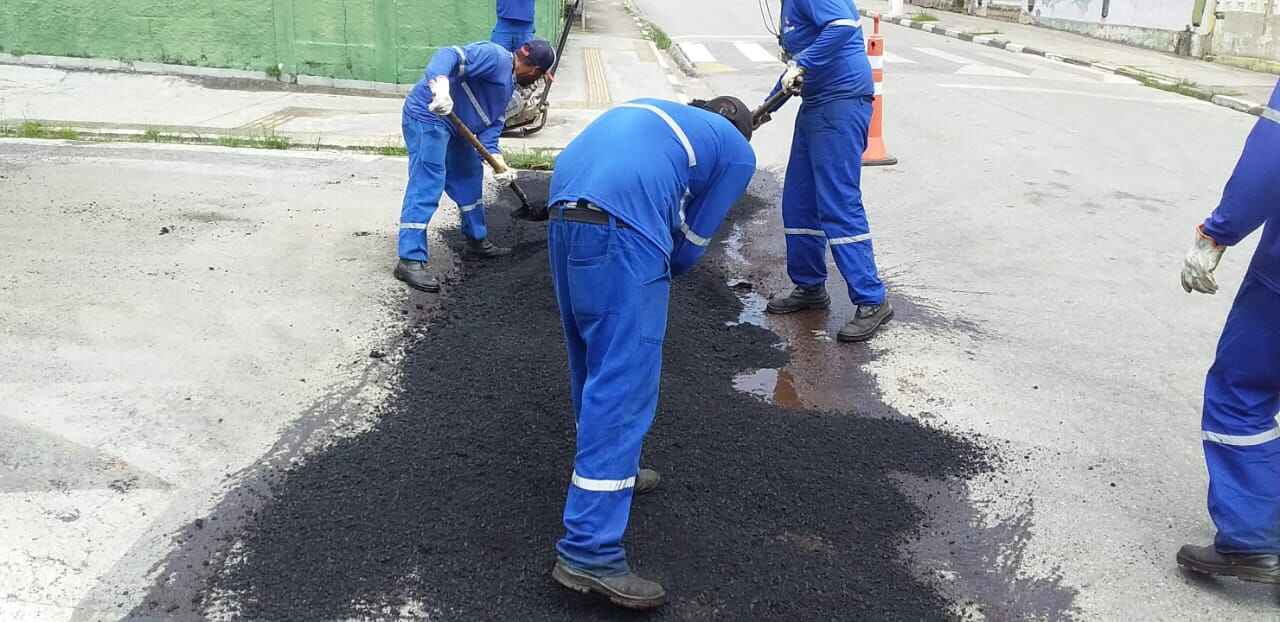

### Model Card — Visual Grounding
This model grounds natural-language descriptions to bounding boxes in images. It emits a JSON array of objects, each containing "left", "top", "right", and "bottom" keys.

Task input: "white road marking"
[
  {"left": 914, "top": 47, "right": 977, "bottom": 65},
  {"left": 955, "top": 64, "right": 1027, "bottom": 78},
  {"left": 936, "top": 83, "right": 1207, "bottom": 104},
  {"left": 734, "top": 41, "right": 780, "bottom": 63},
  {"left": 881, "top": 51, "right": 916, "bottom": 64},
  {"left": 678, "top": 42, "right": 717, "bottom": 64},
  {"left": 671, "top": 34, "right": 776, "bottom": 40}
]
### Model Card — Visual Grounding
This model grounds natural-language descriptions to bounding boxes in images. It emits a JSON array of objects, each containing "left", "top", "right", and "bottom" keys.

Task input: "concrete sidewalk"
[
  {"left": 0, "top": 0, "right": 681, "bottom": 153},
  {"left": 859, "top": 0, "right": 1277, "bottom": 110}
]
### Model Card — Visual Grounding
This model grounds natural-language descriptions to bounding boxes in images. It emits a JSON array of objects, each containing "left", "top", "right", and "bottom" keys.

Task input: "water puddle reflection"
[{"left": 732, "top": 367, "right": 802, "bottom": 408}]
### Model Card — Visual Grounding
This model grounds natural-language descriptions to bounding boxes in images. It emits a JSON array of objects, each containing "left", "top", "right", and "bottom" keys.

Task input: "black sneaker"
[
  {"left": 634, "top": 469, "right": 660, "bottom": 495},
  {"left": 464, "top": 238, "right": 511, "bottom": 259},
  {"left": 393, "top": 260, "right": 440, "bottom": 293},
  {"left": 551, "top": 559, "right": 666, "bottom": 610},
  {"left": 765, "top": 286, "right": 831, "bottom": 314},
  {"left": 1177, "top": 544, "right": 1280, "bottom": 584},
  {"left": 837, "top": 301, "right": 894, "bottom": 342}
]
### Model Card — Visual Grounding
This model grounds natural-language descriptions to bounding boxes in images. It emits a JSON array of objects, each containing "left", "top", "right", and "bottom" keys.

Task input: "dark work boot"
[
  {"left": 393, "top": 260, "right": 440, "bottom": 293},
  {"left": 1177, "top": 544, "right": 1280, "bottom": 584},
  {"left": 765, "top": 285, "right": 831, "bottom": 315},
  {"left": 837, "top": 301, "right": 894, "bottom": 343},
  {"left": 463, "top": 238, "right": 511, "bottom": 259},
  {"left": 634, "top": 469, "right": 660, "bottom": 495},
  {"left": 552, "top": 559, "right": 666, "bottom": 610}
]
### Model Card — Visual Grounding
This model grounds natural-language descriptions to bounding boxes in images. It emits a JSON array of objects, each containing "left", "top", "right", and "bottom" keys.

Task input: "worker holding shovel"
[{"left": 394, "top": 39, "right": 555, "bottom": 293}]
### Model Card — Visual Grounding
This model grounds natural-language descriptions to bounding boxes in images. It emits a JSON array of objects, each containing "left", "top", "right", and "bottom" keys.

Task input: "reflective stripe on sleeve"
[
  {"left": 458, "top": 203, "right": 479, "bottom": 213},
  {"left": 1203, "top": 426, "right": 1280, "bottom": 447},
  {"left": 617, "top": 103, "right": 697, "bottom": 167},
  {"left": 681, "top": 223, "right": 712, "bottom": 247},
  {"left": 453, "top": 46, "right": 467, "bottom": 76},
  {"left": 784, "top": 228, "right": 826, "bottom": 237},
  {"left": 400, "top": 222, "right": 428, "bottom": 230},
  {"left": 461, "top": 83, "right": 491, "bottom": 125},
  {"left": 1263, "top": 105, "right": 1279, "bottom": 125},
  {"left": 829, "top": 233, "right": 872, "bottom": 245},
  {"left": 571, "top": 472, "right": 636, "bottom": 492},
  {"left": 830, "top": 18, "right": 862, "bottom": 28}
]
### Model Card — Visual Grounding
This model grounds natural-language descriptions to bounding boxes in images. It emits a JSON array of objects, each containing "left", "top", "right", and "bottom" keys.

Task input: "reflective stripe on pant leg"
[
  {"left": 398, "top": 115, "right": 450, "bottom": 262},
  {"left": 810, "top": 97, "right": 885, "bottom": 306},
  {"left": 557, "top": 227, "right": 670, "bottom": 575},
  {"left": 1203, "top": 276, "right": 1280, "bottom": 553},
  {"left": 782, "top": 108, "right": 827, "bottom": 288},
  {"left": 444, "top": 134, "right": 487, "bottom": 241}
]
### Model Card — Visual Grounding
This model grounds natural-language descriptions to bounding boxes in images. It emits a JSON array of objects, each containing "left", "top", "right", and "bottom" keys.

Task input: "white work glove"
[
  {"left": 491, "top": 154, "right": 517, "bottom": 184},
  {"left": 1181, "top": 225, "right": 1226, "bottom": 295},
  {"left": 427, "top": 76, "right": 453, "bottom": 116},
  {"left": 781, "top": 61, "right": 806, "bottom": 95}
]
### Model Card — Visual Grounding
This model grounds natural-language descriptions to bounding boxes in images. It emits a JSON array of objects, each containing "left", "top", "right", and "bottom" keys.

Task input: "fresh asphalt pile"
[{"left": 153, "top": 175, "right": 992, "bottom": 621}]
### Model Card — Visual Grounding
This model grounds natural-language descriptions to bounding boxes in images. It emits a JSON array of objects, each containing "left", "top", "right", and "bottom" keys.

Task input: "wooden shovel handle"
[{"left": 446, "top": 112, "right": 510, "bottom": 173}]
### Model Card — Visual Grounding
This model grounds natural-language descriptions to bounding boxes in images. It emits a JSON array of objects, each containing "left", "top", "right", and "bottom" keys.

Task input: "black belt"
[{"left": 551, "top": 201, "right": 630, "bottom": 229}]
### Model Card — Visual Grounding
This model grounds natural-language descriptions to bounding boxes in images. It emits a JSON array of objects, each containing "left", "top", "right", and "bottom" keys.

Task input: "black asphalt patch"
[{"left": 138, "top": 176, "right": 992, "bottom": 621}]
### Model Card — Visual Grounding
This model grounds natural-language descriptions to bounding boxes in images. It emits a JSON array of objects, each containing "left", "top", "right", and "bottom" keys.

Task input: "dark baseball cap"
[
  {"left": 522, "top": 39, "right": 557, "bottom": 80},
  {"left": 691, "top": 96, "right": 754, "bottom": 141}
]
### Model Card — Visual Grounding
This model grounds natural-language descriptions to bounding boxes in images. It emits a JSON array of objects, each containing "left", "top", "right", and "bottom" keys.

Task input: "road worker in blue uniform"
[
  {"left": 761, "top": 0, "right": 893, "bottom": 342},
  {"left": 1176, "top": 80, "right": 1280, "bottom": 584},
  {"left": 545, "top": 97, "right": 757, "bottom": 609},
  {"left": 393, "top": 39, "right": 555, "bottom": 292},
  {"left": 492, "top": 0, "right": 536, "bottom": 52}
]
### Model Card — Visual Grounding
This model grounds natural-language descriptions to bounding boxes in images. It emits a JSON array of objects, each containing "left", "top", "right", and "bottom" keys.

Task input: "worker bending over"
[
  {"left": 546, "top": 97, "right": 757, "bottom": 609},
  {"left": 394, "top": 39, "right": 554, "bottom": 292}
]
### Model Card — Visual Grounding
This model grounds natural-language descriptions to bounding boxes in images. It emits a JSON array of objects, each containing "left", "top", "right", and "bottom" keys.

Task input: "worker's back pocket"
[{"left": 566, "top": 224, "right": 623, "bottom": 318}]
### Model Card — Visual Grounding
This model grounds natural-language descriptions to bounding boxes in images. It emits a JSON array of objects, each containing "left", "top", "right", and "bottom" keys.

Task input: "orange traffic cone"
[{"left": 864, "top": 14, "right": 897, "bottom": 167}]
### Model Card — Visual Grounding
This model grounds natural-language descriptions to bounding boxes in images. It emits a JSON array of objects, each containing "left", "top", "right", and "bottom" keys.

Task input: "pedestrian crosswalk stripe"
[
  {"left": 956, "top": 64, "right": 1027, "bottom": 78},
  {"left": 678, "top": 42, "right": 717, "bottom": 64},
  {"left": 734, "top": 41, "right": 780, "bottom": 64},
  {"left": 915, "top": 47, "right": 977, "bottom": 65},
  {"left": 881, "top": 52, "right": 916, "bottom": 64}
]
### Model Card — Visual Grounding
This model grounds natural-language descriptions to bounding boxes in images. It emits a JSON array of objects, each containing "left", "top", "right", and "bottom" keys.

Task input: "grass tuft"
[
  {"left": 504, "top": 149, "right": 557, "bottom": 170},
  {"left": 216, "top": 133, "right": 292, "bottom": 150},
  {"left": 18, "top": 121, "right": 46, "bottom": 138},
  {"left": 911, "top": 11, "right": 938, "bottom": 22}
]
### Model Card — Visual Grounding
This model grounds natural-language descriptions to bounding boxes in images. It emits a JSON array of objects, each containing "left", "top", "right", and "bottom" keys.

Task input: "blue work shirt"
[
  {"left": 497, "top": 0, "right": 535, "bottom": 23},
  {"left": 1202, "top": 80, "right": 1280, "bottom": 294},
  {"left": 404, "top": 41, "right": 514, "bottom": 153},
  {"left": 780, "top": 0, "right": 874, "bottom": 105},
  {"left": 549, "top": 98, "right": 757, "bottom": 275}
]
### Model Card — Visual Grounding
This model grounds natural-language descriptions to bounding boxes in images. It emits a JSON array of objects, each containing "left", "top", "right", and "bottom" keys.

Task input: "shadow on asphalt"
[{"left": 132, "top": 175, "right": 998, "bottom": 621}]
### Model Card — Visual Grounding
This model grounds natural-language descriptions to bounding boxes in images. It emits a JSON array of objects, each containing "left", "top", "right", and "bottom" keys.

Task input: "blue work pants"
[
  {"left": 397, "top": 112, "right": 489, "bottom": 262},
  {"left": 1203, "top": 276, "right": 1280, "bottom": 553},
  {"left": 491, "top": 18, "right": 535, "bottom": 52},
  {"left": 548, "top": 212, "right": 671, "bottom": 575},
  {"left": 781, "top": 96, "right": 886, "bottom": 306}
]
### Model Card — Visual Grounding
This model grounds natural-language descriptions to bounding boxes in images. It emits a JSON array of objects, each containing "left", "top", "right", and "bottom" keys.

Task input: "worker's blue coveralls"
[
  {"left": 547, "top": 99, "right": 756, "bottom": 575},
  {"left": 492, "top": 0, "right": 536, "bottom": 52},
  {"left": 1200, "top": 80, "right": 1280, "bottom": 554},
  {"left": 776, "top": 0, "right": 885, "bottom": 306},
  {"left": 399, "top": 42, "right": 513, "bottom": 263}
]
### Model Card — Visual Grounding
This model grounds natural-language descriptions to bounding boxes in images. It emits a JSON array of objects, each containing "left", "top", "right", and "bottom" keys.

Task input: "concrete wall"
[
  {"left": 1028, "top": 0, "right": 1200, "bottom": 52},
  {"left": 0, "top": 1, "right": 566, "bottom": 84},
  {"left": 1212, "top": 2, "right": 1280, "bottom": 62}
]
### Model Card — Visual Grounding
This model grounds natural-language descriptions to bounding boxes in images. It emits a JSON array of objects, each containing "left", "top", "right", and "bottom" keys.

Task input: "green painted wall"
[{"left": 0, "top": 0, "right": 565, "bottom": 84}]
